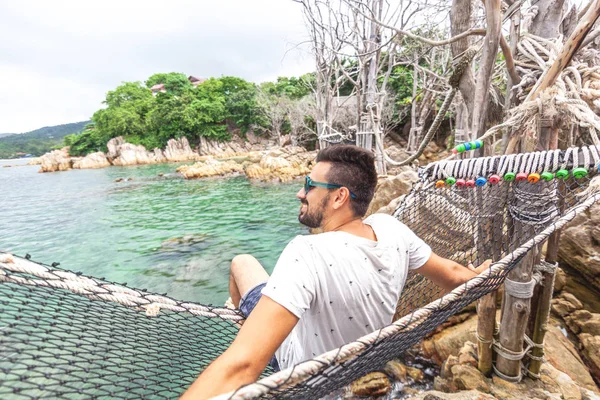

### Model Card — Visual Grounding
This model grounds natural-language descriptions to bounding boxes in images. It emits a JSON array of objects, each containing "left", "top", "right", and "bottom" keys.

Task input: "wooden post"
[
  {"left": 527, "top": 124, "right": 562, "bottom": 377},
  {"left": 478, "top": 293, "right": 496, "bottom": 376},
  {"left": 506, "top": 0, "right": 600, "bottom": 152},
  {"left": 526, "top": 0, "right": 600, "bottom": 102}
]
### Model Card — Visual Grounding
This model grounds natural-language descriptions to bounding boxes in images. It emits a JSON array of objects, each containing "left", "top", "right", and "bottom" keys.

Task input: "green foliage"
[
  {"left": 260, "top": 75, "right": 312, "bottom": 99},
  {"left": 220, "top": 76, "right": 263, "bottom": 133},
  {"left": 0, "top": 121, "right": 89, "bottom": 158}
]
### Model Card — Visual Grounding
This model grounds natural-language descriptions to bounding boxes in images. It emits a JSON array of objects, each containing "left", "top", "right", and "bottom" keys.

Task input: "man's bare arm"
[
  {"left": 416, "top": 253, "right": 492, "bottom": 292},
  {"left": 180, "top": 296, "right": 299, "bottom": 400}
]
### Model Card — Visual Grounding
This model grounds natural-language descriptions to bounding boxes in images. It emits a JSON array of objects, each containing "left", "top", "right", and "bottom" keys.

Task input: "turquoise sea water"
[{"left": 0, "top": 159, "right": 307, "bottom": 305}]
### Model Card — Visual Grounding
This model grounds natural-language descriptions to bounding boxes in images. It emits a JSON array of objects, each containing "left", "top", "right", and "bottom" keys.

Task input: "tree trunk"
[{"left": 450, "top": 0, "right": 476, "bottom": 120}]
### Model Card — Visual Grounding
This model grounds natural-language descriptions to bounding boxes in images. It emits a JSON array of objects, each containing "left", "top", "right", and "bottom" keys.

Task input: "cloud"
[{"left": 0, "top": 0, "right": 314, "bottom": 133}]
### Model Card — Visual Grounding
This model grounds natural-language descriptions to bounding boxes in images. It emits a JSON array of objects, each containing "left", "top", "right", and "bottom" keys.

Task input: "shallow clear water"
[{"left": 0, "top": 159, "right": 307, "bottom": 305}]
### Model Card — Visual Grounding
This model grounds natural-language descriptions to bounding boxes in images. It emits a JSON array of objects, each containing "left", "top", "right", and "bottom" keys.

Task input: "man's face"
[{"left": 296, "top": 162, "right": 331, "bottom": 229}]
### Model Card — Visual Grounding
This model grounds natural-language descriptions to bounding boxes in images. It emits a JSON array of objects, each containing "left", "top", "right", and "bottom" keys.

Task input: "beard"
[{"left": 298, "top": 193, "right": 330, "bottom": 228}]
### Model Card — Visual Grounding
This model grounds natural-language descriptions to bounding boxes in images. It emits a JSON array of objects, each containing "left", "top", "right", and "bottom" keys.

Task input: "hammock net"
[{"left": 1, "top": 145, "right": 600, "bottom": 400}]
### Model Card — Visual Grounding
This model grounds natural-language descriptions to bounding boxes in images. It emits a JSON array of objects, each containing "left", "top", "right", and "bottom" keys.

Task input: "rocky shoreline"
[{"left": 34, "top": 133, "right": 445, "bottom": 184}]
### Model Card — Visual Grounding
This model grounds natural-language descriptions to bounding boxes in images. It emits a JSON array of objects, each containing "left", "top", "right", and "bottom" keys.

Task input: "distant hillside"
[{"left": 0, "top": 121, "right": 90, "bottom": 158}]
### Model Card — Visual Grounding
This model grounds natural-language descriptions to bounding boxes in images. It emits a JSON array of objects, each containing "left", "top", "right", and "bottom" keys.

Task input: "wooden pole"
[
  {"left": 478, "top": 293, "right": 496, "bottom": 376},
  {"left": 505, "top": 0, "right": 600, "bottom": 152},
  {"left": 526, "top": 0, "right": 600, "bottom": 102},
  {"left": 527, "top": 125, "right": 562, "bottom": 377}
]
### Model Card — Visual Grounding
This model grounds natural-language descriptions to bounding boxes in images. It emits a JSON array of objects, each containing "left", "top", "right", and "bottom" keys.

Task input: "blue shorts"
[{"left": 239, "top": 281, "right": 280, "bottom": 371}]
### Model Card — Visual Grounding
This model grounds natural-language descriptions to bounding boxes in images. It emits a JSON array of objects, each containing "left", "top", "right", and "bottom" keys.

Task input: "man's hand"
[
  {"left": 180, "top": 296, "right": 298, "bottom": 400},
  {"left": 468, "top": 259, "right": 493, "bottom": 275}
]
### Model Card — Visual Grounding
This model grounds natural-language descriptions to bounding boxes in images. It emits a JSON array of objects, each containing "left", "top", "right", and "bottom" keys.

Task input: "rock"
[
  {"left": 581, "top": 388, "right": 600, "bottom": 400},
  {"left": 579, "top": 333, "right": 600, "bottom": 381},
  {"left": 414, "top": 390, "right": 497, "bottom": 399},
  {"left": 350, "top": 372, "right": 391, "bottom": 397},
  {"left": 177, "top": 159, "right": 245, "bottom": 179},
  {"left": 541, "top": 363, "right": 583, "bottom": 400},
  {"left": 407, "top": 365, "right": 425, "bottom": 382},
  {"left": 27, "top": 157, "right": 41, "bottom": 165},
  {"left": 384, "top": 360, "right": 407, "bottom": 382},
  {"left": 441, "top": 355, "right": 459, "bottom": 379},
  {"left": 552, "top": 291, "right": 584, "bottom": 317},
  {"left": 110, "top": 142, "right": 155, "bottom": 166},
  {"left": 565, "top": 310, "right": 597, "bottom": 335},
  {"left": 114, "top": 178, "right": 124, "bottom": 183},
  {"left": 457, "top": 342, "right": 478, "bottom": 368},
  {"left": 544, "top": 323, "right": 598, "bottom": 391},
  {"left": 559, "top": 203, "right": 600, "bottom": 292},
  {"left": 554, "top": 267, "right": 567, "bottom": 293},
  {"left": 450, "top": 364, "right": 490, "bottom": 392},
  {"left": 366, "top": 170, "right": 418, "bottom": 216},
  {"left": 163, "top": 137, "right": 199, "bottom": 162},
  {"left": 152, "top": 148, "right": 167, "bottom": 163},
  {"left": 39, "top": 148, "right": 72, "bottom": 173},
  {"left": 433, "top": 376, "right": 458, "bottom": 393},
  {"left": 377, "top": 195, "right": 405, "bottom": 216},
  {"left": 421, "top": 314, "right": 478, "bottom": 365},
  {"left": 72, "top": 152, "right": 111, "bottom": 169}
]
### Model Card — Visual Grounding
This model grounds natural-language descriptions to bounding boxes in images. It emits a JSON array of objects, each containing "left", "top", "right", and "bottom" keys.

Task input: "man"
[{"left": 181, "top": 145, "right": 489, "bottom": 399}]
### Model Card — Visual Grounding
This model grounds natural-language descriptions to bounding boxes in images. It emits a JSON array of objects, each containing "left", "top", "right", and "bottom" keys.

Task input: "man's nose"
[{"left": 296, "top": 187, "right": 306, "bottom": 199}]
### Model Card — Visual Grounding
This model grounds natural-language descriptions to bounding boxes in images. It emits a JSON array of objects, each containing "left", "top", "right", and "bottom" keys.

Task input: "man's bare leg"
[{"left": 229, "top": 254, "right": 269, "bottom": 308}]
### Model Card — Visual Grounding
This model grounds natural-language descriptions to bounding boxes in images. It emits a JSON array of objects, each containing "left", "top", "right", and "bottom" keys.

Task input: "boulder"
[
  {"left": 349, "top": 371, "right": 391, "bottom": 397},
  {"left": 384, "top": 359, "right": 407, "bottom": 382},
  {"left": 421, "top": 314, "right": 478, "bottom": 365},
  {"left": 39, "top": 148, "right": 72, "bottom": 173},
  {"left": 26, "top": 158, "right": 41, "bottom": 165},
  {"left": 72, "top": 152, "right": 111, "bottom": 169},
  {"left": 544, "top": 323, "right": 598, "bottom": 391},
  {"left": 554, "top": 267, "right": 567, "bottom": 293},
  {"left": 559, "top": 203, "right": 600, "bottom": 292},
  {"left": 366, "top": 169, "right": 419, "bottom": 216},
  {"left": 414, "top": 390, "right": 497, "bottom": 399},
  {"left": 110, "top": 142, "right": 155, "bottom": 166},
  {"left": 580, "top": 334, "right": 600, "bottom": 381},
  {"left": 177, "top": 159, "right": 244, "bottom": 179},
  {"left": 450, "top": 365, "right": 490, "bottom": 393},
  {"left": 163, "top": 137, "right": 200, "bottom": 162},
  {"left": 552, "top": 292, "right": 584, "bottom": 317},
  {"left": 565, "top": 311, "right": 600, "bottom": 336}
]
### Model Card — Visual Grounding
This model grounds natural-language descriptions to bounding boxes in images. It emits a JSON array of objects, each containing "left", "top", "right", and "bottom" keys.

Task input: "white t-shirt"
[{"left": 261, "top": 213, "right": 432, "bottom": 370}]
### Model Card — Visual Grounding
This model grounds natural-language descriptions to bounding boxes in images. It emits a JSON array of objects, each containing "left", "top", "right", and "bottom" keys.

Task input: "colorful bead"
[
  {"left": 527, "top": 173, "right": 540, "bottom": 183},
  {"left": 516, "top": 172, "right": 528, "bottom": 181},
  {"left": 456, "top": 179, "right": 466, "bottom": 187},
  {"left": 456, "top": 144, "right": 466, "bottom": 153},
  {"left": 504, "top": 172, "right": 516, "bottom": 181},
  {"left": 436, "top": 180, "right": 445, "bottom": 188},
  {"left": 541, "top": 172, "right": 554, "bottom": 181},
  {"left": 446, "top": 177, "right": 457, "bottom": 186},
  {"left": 466, "top": 179, "right": 476, "bottom": 188},
  {"left": 464, "top": 142, "right": 472, "bottom": 151},
  {"left": 556, "top": 169, "right": 569, "bottom": 179},
  {"left": 573, "top": 167, "right": 588, "bottom": 179},
  {"left": 475, "top": 140, "right": 483, "bottom": 149},
  {"left": 489, "top": 174, "right": 501, "bottom": 184},
  {"left": 452, "top": 148, "right": 458, "bottom": 155},
  {"left": 476, "top": 177, "right": 487, "bottom": 186}
]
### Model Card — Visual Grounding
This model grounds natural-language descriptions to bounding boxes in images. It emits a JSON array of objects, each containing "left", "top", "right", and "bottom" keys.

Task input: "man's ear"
[{"left": 331, "top": 188, "right": 352, "bottom": 210}]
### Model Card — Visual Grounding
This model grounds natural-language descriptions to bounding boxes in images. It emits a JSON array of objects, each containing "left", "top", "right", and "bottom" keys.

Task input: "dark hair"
[{"left": 316, "top": 144, "right": 377, "bottom": 217}]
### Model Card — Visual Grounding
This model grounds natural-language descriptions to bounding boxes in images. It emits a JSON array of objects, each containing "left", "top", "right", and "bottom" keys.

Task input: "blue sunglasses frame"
[{"left": 304, "top": 176, "right": 357, "bottom": 199}]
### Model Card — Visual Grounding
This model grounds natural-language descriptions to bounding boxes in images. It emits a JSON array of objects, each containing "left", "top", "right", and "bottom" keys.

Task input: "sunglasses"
[{"left": 304, "top": 176, "right": 357, "bottom": 199}]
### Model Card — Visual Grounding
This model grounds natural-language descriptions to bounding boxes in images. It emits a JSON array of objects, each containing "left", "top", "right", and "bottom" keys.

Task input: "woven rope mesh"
[{"left": 1, "top": 146, "right": 599, "bottom": 399}]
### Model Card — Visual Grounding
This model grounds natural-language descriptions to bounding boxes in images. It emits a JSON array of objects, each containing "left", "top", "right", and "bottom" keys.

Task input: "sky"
[{"left": 0, "top": 0, "right": 314, "bottom": 133}]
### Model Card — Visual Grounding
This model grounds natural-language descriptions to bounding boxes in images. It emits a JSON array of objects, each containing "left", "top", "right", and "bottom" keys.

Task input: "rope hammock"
[{"left": 1, "top": 145, "right": 600, "bottom": 399}]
